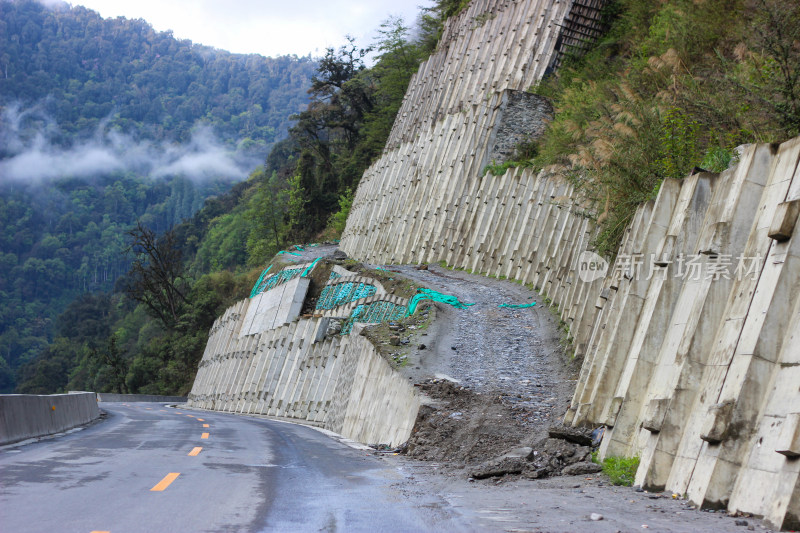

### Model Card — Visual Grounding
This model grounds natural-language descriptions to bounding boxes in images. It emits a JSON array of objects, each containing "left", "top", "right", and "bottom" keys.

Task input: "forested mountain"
[
  {"left": 3, "top": 0, "right": 463, "bottom": 396},
  {"left": 0, "top": 0, "right": 316, "bottom": 148},
  {"left": 0, "top": 0, "right": 318, "bottom": 391}
]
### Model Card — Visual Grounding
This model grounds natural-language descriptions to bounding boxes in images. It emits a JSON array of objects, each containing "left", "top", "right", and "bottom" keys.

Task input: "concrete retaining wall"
[
  {"left": 338, "top": 0, "right": 800, "bottom": 527},
  {"left": 95, "top": 393, "right": 187, "bottom": 403},
  {"left": 340, "top": 0, "right": 572, "bottom": 265},
  {"left": 241, "top": 276, "right": 309, "bottom": 336},
  {"left": 188, "top": 272, "right": 419, "bottom": 447},
  {"left": 0, "top": 392, "right": 100, "bottom": 445}
]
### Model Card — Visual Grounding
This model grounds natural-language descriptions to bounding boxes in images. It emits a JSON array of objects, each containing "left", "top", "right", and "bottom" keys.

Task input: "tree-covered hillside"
[
  {"left": 7, "top": 0, "right": 465, "bottom": 396},
  {"left": 0, "top": 0, "right": 316, "bottom": 149},
  {"left": 0, "top": 0, "right": 318, "bottom": 391}
]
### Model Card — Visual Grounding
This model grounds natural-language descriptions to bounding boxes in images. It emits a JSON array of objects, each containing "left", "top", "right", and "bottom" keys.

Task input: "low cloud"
[{"left": 0, "top": 103, "right": 259, "bottom": 185}]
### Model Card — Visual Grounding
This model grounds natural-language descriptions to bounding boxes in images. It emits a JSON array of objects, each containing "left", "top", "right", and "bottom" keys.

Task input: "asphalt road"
[{"left": 0, "top": 403, "right": 464, "bottom": 533}]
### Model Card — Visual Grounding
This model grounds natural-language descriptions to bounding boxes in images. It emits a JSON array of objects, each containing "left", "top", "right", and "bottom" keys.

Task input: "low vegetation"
[
  {"left": 527, "top": 0, "right": 800, "bottom": 256},
  {"left": 600, "top": 455, "right": 641, "bottom": 486}
]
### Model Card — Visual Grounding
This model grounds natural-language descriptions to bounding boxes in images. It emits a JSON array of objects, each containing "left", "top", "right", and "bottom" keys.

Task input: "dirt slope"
[{"left": 358, "top": 264, "right": 575, "bottom": 466}]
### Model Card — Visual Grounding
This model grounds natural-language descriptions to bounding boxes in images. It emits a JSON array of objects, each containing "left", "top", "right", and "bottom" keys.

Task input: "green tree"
[
  {"left": 245, "top": 170, "right": 288, "bottom": 266},
  {"left": 92, "top": 335, "right": 129, "bottom": 394},
  {"left": 124, "top": 222, "right": 191, "bottom": 330}
]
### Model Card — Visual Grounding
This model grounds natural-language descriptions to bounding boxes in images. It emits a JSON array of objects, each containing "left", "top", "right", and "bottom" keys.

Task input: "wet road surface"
[{"left": 0, "top": 403, "right": 464, "bottom": 532}]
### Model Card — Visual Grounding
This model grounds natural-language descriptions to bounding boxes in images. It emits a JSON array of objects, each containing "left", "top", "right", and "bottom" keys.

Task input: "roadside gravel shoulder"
[{"left": 383, "top": 456, "right": 764, "bottom": 533}]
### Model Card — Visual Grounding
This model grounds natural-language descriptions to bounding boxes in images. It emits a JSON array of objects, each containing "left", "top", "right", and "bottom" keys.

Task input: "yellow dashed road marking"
[
  {"left": 202, "top": 424, "right": 209, "bottom": 428},
  {"left": 188, "top": 447, "right": 202, "bottom": 456},
  {"left": 150, "top": 473, "right": 180, "bottom": 492},
  {"left": 201, "top": 432, "right": 209, "bottom": 439}
]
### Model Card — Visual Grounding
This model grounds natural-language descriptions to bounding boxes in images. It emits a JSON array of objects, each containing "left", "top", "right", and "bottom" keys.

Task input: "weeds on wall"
[{"left": 524, "top": 0, "right": 800, "bottom": 257}]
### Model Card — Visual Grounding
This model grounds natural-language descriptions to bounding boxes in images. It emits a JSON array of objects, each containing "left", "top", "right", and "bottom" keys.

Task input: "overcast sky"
[{"left": 67, "top": 0, "right": 432, "bottom": 58}]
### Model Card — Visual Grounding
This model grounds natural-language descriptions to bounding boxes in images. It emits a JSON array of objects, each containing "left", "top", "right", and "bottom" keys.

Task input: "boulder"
[
  {"left": 548, "top": 426, "right": 594, "bottom": 447},
  {"left": 469, "top": 447, "right": 534, "bottom": 479},
  {"left": 562, "top": 462, "right": 603, "bottom": 475}
]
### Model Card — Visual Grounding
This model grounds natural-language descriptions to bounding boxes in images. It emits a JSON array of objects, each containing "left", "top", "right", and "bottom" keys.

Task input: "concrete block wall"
[
  {"left": 343, "top": 132, "right": 800, "bottom": 525},
  {"left": 0, "top": 392, "right": 100, "bottom": 445},
  {"left": 566, "top": 140, "right": 800, "bottom": 529},
  {"left": 188, "top": 315, "right": 418, "bottom": 446},
  {"left": 337, "top": 0, "right": 800, "bottom": 525},
  {"left": 94, "top": 393, "right": 187, "bottom": 402},
  {"left": 326, "top": 326, "right": 420, "bottom": 446},
  {"left": 189, "top": 268, "right": 418, "bottom": 447},
  {"left": 340, "top": 0, "right": 572, "bottom": 264},
  {"left": 240, "top": 276, "right": 309, "bottom": 336}
]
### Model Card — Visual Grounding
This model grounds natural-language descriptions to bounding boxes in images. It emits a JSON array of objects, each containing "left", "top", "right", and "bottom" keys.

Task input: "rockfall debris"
[{"left": 404, "top": 378, "right": 601, "bottom": 481}]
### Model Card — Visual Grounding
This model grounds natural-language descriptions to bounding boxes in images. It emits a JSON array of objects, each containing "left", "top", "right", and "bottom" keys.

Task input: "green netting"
[
  {"left": 277, "top": 250, "right": 301, "bottom": 256},
  {"left": 498, "top": 302, "right": 537, "bottom": 309},
  {"left": 405, "top": 288, "right": 475, "bottom": 317},
  {"left": 329, "top": 271, "right": 342, "bottom": 280},
  {"left": 301, "top": 257, "right": 321, "bottom": 277},
  {"left": 340, "top": 300, "right": 406, "bottom": 335},
  {"left": 339, "top": 305, "right": 365, "bottom": 335},
  {"left": 316, "top": 281, "right": 377, "bottom": 310},
  {"left": 294, "top": 244, "right": 304, "bottom": 251},
  {"left": 251, "top": 267, "right": 304, "bottom": 296},
  {"left": 249, "top": 265, "right": 273, "bottom": 298}
]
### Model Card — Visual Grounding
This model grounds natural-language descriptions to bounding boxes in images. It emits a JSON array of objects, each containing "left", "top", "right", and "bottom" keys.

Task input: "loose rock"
[
  {"left": 548, "top": 426, "right": 595, "bottom": 447},
  {"left": 468, "top": 447, "right": 535, "bottom": 479},
  {"left": 563, "top": 462, "right": 603, "bottom": 475}
]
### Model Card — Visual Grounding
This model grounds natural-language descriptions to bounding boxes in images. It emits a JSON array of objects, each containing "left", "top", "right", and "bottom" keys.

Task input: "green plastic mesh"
[
  {"left": 340, "top": 301, "right": 405, "bottom": 335},
  {"left": 301, "top": 257, "right": 321, "bottom": 277},
  {"left": 498, "top": 302, "right": 537, "bottom": 309},
  {"left": 250, "top": 267, "right": 304, "bottom": 297},
  {"left": 338, "top": 288, "right": 473, "bottom": 335},
  {"left": 249, "top": 265, "right": 273, "bottom": 298},
  {"left": 405, "top": 288, "right": 475, "bottom": 317},
  {"left": 316, "top": 281, "right": 377, "bottom": 310}
]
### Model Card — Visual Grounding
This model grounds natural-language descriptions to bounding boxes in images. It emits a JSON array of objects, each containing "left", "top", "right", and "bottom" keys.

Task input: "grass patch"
[{"left": 600, "top": 455, "right": 640, "bottom": 486}]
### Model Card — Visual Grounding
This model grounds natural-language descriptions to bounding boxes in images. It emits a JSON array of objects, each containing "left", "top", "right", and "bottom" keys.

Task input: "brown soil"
[
  {"left": 405, "top": 379, "right": 546, "bottom": 465},
  {"left": 367, "top": 264, "right": 578, "bottom": 471}
]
